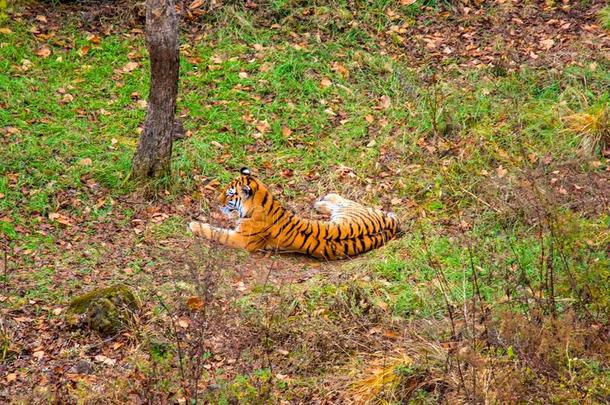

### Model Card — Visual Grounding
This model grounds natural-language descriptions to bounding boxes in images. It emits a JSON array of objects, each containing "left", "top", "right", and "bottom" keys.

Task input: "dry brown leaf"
[
  {"left": 35, "top": 45, "right": 51, "bottom": 58},
  {"left": 87, "top": 34, "right": 102, "bottom": 44},
  {"left": 122, "top": 61, "right": 139, "bottom": 73},
  {"left": 78, "top": 46, "right": 90, "bottom": 57},
  {"left": 186, "top": 296, "right": 205, "bottom": 311},
  {"left": 189, "top": 0, "right": 205, "bottom": 9},
  {"left": 378, "top": 95, "right": 391, "bottom": 110},
  {"left": 540, "top": 38, "right": 555, "bottom": 50},
  {"left": 496, "top": 165, "right": 508, "bottom": 178},
  {"left": 281, "top": 126, "right": 292, "bottom": 137},
  {"left": 94, "top": 354, "right": 116, "bottom": 366},
  {"left": 0, "top": 28, "right": 13, "bottom": 34},
  {"left": 331, "top": 62, "right": 349, "bottom": 78},
  {"left": 78, "top": 158, "right": 93, "bottom": 166},
  {"left": 255, "top": 121, "right": 270, "bottom": 133},
  {"left": 320, "top": 77, "right": 332, "bottom": 88}
]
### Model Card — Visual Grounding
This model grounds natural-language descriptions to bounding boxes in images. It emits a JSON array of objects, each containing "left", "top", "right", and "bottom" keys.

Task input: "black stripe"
[
  {"left": 328, "top": 241, "right": 337, "bottom": 258},
  {"left": 298, "top": 233, "right": 310, "bottom": 250},
  {"left": 270, "top": 213, "right": 291, "bottom": 239},
  {"left": 261, "top": 192, "right": 269, "bottom": 209},
  {"left": 308, "top": 238, "right": 320, "bottom": 256}
]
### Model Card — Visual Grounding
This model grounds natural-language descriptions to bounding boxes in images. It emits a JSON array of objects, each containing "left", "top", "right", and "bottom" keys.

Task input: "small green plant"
[{"left": 599, "top": 6, "right": 610, "bottom": 30}]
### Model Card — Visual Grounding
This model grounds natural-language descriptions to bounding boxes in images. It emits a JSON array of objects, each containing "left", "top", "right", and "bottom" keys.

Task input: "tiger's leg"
[
  {"left": 189, "top": 221, "right": 263, "bottom": 251},
  {"left": 315, "top": 194, "right": 370, "bottom": 225},
  {"left": 314, "top": 193, "right": 361, "bottom": 215}
]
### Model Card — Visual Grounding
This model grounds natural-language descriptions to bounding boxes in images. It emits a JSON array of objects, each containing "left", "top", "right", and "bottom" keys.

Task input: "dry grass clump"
[
  {"left": 346, "top": 340, "right": 449, "bottom": 404},
  {"left": 563, "top": 104, "right": 610, "bottom": 155},
  {"left": 348, "top": 350, "right": 417, "bottom": 403}
]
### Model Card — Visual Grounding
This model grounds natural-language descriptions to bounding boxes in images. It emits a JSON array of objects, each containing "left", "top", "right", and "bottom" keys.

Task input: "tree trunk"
[{"left": 131, "top": 0, "right": 179, "bottom": 179}]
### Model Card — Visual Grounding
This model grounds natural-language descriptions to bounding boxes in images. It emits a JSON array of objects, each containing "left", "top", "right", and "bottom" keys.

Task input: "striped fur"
[{"left": 189, "top": 167, "right": 400, "bottom": 260}]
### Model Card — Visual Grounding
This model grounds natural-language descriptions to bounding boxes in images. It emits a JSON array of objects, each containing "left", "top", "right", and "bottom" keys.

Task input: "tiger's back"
[{"left": 189, "top": 168, "right": 400, "bottom": 260}]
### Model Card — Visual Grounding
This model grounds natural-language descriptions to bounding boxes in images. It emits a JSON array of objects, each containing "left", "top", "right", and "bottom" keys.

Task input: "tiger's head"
[{"left": 218, "top": 167, "right": 269, "bottom": 218}]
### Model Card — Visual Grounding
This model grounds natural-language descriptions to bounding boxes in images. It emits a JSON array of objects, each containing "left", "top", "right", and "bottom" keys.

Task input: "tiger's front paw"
[{"left": 189, "top": 221, "right": 211, "bottom": 238}]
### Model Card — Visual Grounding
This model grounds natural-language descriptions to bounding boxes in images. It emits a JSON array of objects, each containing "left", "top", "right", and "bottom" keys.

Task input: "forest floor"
[{"left": 1, "top": 0, "right": 610, "bottom": 403}]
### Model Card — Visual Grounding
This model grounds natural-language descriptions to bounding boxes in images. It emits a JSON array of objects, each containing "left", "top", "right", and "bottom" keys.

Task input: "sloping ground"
[{"left": 1, "top": 0, "right": 610, "bottom": 403}]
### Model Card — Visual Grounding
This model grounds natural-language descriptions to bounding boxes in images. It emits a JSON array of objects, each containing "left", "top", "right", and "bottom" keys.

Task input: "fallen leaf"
[
  {"left": 281, "top": 126, "right": 292, "bottom": 137},
  {"left": 35, "top": 45, "right": 51, "bottom": 58},
  {"left": 378, "top": 95, "right": 391, "bottom": 110},
  {"left": 78, "top": 46, "right": 90, "bottom": 57},
  {"left": 255, "top": 121, "right": 270, "bottom": 133},
  {"left": 331, "top": 62, "right": 349, "bottom": 78},
  {"left": 238, "top": 71, "right": 249, "bottom": 78},
  {"left": 540, "top": 38, "right": 555, "bottom": 50},
  {"left": 320, "top": 77, "right": 332, "bottom": 88},
  {"left": 496, "top": 165, "right": 508, "bottom": 178},
  {"left": 186, "top": 297, "right": 205, "bottom": 311},
  {"left": 87, "top": 34, "right": 101, "bottom": 44},
  {"left": 281, "top": 168, "right": 294, "bottom": 178},
  {"left": 6, "top": 373, "right": 17, "bottom": 383},
  {"left": 94, "top": 354, "right": 116, "bottom": 366},
  {"left": 61, "top": 93, "right": 74, "bottom": 104},
  {"left": 121, "top": 61, "right": 139, "bottom": 73},
  {"left": 78, "top": 158, "right": 92, "bottom": 166},
  {"left": 36, "top": 15, "right": 47, "bottom": 23},
  {"left": 178, "top": 318, "right": 189, "bottom": 328},
  {"left": 33, "top": 350, "right": 45, "bottom": 360},
  {"left": 189, "top": 0, "right": 205, "bottom": 9},
  {"left": 20, "top": 59, "right": 32, "bottom": 71},
  {"left": 365, "top": 114, "right": 374, "bottom": 123},
  {"left": 0, "top": 28, "right": 13, "bottom": 34}
]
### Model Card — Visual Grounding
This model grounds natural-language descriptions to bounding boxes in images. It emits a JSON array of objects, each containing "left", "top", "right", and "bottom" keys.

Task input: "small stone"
[
  {"left": 67, "top": 284, "right": 140, "bottom": 336},
  {"left": 70, "top": 359, "right": 94, "bottom": 375}
]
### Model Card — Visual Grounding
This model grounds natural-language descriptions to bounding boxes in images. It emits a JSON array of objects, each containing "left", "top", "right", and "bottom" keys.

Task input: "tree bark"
[{"left": 131, "top": 0, "right": 179, "bottom": 179}]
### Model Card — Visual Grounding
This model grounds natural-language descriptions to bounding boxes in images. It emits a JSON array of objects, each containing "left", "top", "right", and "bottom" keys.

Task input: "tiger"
[{"left": 188, "top": 167, "right": 400, "bottom": 260}]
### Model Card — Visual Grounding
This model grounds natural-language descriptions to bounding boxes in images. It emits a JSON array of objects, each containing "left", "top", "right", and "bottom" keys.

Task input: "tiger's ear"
[
  {"left": 240, "top": 167, "right": 251, "bottom": 176},
  {"left": 241, "top": 185, "right": 252, "bottom": 197}
]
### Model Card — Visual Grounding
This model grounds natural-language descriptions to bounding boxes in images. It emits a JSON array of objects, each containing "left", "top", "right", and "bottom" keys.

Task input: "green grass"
[
  {"left": 599, "top": 6, "right": 610, "bottom": 30},
  {"left": 1, "top": 1, "right": 609, "bottom": 402}
]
